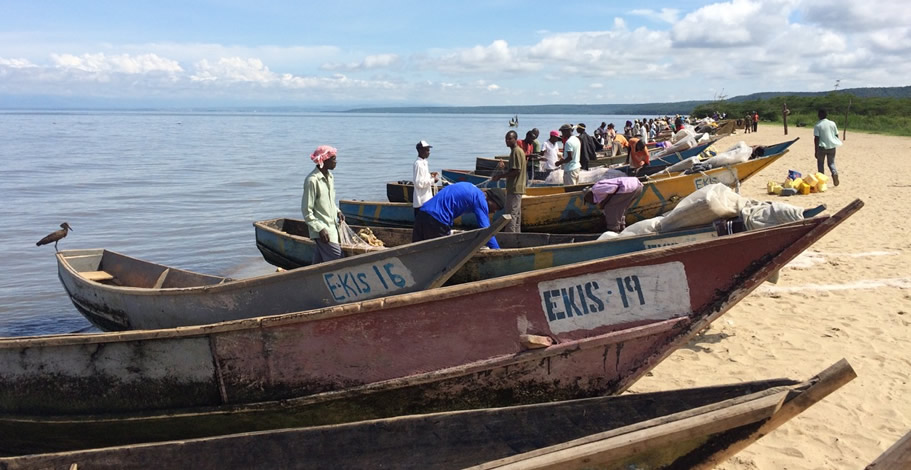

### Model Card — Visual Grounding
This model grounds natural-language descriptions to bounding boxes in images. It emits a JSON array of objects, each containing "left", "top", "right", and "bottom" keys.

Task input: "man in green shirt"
[
  {"left": 813, "top": 109, "right": 843, "bottom": 186},
  {"left": 301, "top": 145, "right": 345, "bottom": 263},
  {"left": 491, "top": 130, "right": 526, "bottom": 232}
]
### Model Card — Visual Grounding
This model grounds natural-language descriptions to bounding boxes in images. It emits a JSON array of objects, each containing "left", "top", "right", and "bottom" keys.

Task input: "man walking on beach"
[
  {"left": 412, "top": 140, "right": 439, "bottom": 214},
  {"left": 491, "top": 130, "right": 526, "bottom": 232},
  {"left": 557, "top": 123, "right": 582, "bottom": 185},
  {"left": 301, "top": 145, "right": 345, "bottom": 264},
  {"left": 412, "top": 182, "right": 503, "bottom": 249},
  {"left": 813, "top": 109, "right": 842, "bottom": 186}
]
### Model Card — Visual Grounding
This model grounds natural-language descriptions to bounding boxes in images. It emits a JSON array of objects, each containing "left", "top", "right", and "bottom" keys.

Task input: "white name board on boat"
[
  {"left": 538, "top": 261, "right": 690, "bottom": 333},
  {"left": 693, "top": 168, "right": 739, "bottom": 190},
  {"left": 323, "top": 257, "right": 416, "bottom": 303},
  {"left": 643, "top": 232, "right": 716, "bottom": 250}
]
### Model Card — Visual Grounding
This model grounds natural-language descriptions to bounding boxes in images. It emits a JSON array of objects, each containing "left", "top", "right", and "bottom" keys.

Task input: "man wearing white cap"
[{"left": 413, "top": 140, "right": 439, "bottom": 214}]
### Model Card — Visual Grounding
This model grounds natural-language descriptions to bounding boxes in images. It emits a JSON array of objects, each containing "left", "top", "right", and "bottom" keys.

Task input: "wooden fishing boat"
[
  {"left": 0, "top": 361, "right": 855, "bottom": 469},
  {"left": 867, "top": 429, "right": 911, "bottom": 470},
  {"left": 588, "top": 137, "right": 721, "bottom": 169},
  {"left": 0, "top": 201, "right": 860, "bottom": 455},
  {"left": 55, "top": 218, "right": 508, "bottom": 331},
  {"left": 342, "top": 149, "right": 787, "bottom": 233},
  {"left": 255, "top": 218, "right": 717, "bottom": 284}
]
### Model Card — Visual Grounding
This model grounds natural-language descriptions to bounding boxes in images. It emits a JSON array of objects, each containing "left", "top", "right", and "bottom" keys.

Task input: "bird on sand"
[{"left": 36, "top": 222, "right": 73, "bottom": 251}]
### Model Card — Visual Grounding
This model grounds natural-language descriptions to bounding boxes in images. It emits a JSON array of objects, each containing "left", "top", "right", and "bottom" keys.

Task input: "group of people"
[{"left": 743, "top": 111, "right": 759, "bottom": 134}]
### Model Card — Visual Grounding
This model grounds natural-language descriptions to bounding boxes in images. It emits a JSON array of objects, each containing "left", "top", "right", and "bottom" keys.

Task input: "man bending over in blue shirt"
[{"left": 412, "top": 182, "right": 504, "bottom": 249}]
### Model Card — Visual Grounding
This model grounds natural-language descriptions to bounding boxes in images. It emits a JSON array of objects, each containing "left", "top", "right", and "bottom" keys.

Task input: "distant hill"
[
  {"left": 346, "top": 86, "right": 911, "bottom": 114},
  {"left": 344, "top": 102, "right": 710, "bottom": 115},
  {"left": 725, "top": 86, "right": 911, "bottom": 101}
]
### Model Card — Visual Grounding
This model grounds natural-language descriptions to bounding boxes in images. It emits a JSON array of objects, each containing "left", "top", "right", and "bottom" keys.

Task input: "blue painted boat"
[{"left": 255, "top": 218, "right": 718, "bottom": 285}]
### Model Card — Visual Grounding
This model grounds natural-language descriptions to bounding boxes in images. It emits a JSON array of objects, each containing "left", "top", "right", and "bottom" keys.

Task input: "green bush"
[{"left": 692, "top": 93, "right": 911, "bottom": 136}]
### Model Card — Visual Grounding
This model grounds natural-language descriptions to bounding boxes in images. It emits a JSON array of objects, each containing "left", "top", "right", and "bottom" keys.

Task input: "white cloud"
[
  {"left": 322, "top": 53, "right": 401, "bottom": 71},
  {"left": 50, "top": 53, "right": 183, "bottom": 74},
  {"left": 0, "top": 57, "right": 37, "bottom": 68},
  {"left": 190, "top": 57, "right": 274, "bottom": 83},
  {"left": 630, "top": 8, "right": 680, "bottom": 23},
  {"left": 799, "top": 0, "right": 911, "bottom": 32}
]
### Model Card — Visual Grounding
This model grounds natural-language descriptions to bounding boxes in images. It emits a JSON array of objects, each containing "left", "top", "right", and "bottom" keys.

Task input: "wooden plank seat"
[{"left": 81, "top": 271, "right": 114, "bottom": 282}]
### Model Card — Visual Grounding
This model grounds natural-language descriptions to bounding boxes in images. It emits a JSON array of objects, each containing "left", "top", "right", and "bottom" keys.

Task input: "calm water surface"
[{"left": 0, "top": 111, "right": 640, "bottom": 336}]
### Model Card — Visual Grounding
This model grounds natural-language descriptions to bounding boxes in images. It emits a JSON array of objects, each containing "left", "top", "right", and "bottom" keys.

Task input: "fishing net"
[{"left": 339, "top": 221, "right": 386, "bottom": 250}]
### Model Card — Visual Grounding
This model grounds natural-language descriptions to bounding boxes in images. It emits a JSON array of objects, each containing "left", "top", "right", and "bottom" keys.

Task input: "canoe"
[
  {"left": 56, "top": 217, "right": 508, "bottom": 331},
  {"left": 0, "top": 360, "right": 855, "bottom": 469},
  {"left": 0, "top": 201, "right": 860, "bottom": 455},
  {"left": 867, "top": 429, "right": 911, "bottom": 470},
  {"left": 254, "top": 218, "right": 718, "bottom": 284},
  {"left": 341, "top": 149, "right": 787, "bottom": 233},
  {"left": 588, "top": 136, "right": 721, "bottom": 169},
  {"left": 474, "top": 156, "right": 550, "bottom": 179}
]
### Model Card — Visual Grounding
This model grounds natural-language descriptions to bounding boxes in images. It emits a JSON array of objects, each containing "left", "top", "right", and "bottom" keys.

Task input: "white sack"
[
  {"left": 703, "top": 141, "right": 751, "bottom": 168},
  {"left": 597, "top": 231, "right": 620, "bottom": 240},
  {"left": 740, "top": 201, "right": 804, "bottom": 231},
  {"left": 656, "top": 184, "right": 750, "bottom": 233},
  {"left": 618, "top": 215, "right": 664, "bottom": 237},
  {"left": 665, "top": 156, "right": 700, "bottom": 173}
]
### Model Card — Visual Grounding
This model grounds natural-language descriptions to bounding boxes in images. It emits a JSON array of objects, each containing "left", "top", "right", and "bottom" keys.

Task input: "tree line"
[{"left": 691, "top": 93, "right": 911, "bottom": 137}]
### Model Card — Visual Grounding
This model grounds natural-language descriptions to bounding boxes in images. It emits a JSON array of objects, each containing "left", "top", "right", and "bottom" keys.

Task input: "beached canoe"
[
  {"left": 255, "top": 218, "right": 718, "bottom": 284},
  {"left": 0, "top": 201, "right": 860, "bottom": 455},
  {"left": 867, "top": 429, "right": 911, "bottom": 470},
  {"left": 0, "top": 361, "right": 854, "bottom": 469},
  {"left": 342, "top": 150, "right": 787, "bottom": 233},
  {"left": 56, "top": 217, "right": 508, "bottom": 331}
]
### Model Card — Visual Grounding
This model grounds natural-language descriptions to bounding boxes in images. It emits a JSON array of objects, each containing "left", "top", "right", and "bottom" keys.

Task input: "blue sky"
[{"left": 1, "top": 0, "right": 908, "bottom": 107}]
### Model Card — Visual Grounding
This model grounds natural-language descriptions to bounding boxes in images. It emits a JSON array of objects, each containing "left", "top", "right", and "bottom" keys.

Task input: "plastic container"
[
  {"left": 815, "top": 173, "right": 829, "bottom": 185},
  {"left": 780, "top": 187, "right": 798, "bottom": 196},
  {"left": 786, "top": 178, "right": 804, "bottom": 189},
  {"left": 767, "top": 182, "right": 783, "bottom": 195},
  {"left": 803, "top": 173, "right": 819, "bottom": 188},
  {"left": 817, "top": 183, "right": 828, "bottom": 192},
  {"left": 798, "top": 182, "right": 811, "bottom": 195}
]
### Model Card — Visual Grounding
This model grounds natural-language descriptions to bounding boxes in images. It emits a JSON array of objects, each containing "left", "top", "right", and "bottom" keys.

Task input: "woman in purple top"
[{"left": 583, "top": 177, "right": 644, "bottom": 233}]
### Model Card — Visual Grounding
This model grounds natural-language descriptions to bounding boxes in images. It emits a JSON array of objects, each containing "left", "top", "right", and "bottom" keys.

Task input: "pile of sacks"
[
  {"left": 662, "top": 141, "right": 752, "bottom": 174},
  {"left": 598, "top": 183, "right": 807, "bottom": 240},
  {"left": 767, "top": 170, "right": 829, "bottom": 196}
]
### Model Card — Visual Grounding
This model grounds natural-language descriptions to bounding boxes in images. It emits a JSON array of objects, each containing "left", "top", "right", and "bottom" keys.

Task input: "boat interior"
[{"left": 61, "top": 249, "right": 227, "bottom": 289}]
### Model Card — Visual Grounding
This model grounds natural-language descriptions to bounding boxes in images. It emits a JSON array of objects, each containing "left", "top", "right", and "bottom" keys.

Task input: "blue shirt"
[{"left": 418, "top": 182, "right": 500, "bottom": 249}]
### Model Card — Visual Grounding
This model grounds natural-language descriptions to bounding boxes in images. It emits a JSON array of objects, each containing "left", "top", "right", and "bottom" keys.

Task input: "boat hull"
[{"left": 0, "top": 361, "right": 854, "bottom": 468}]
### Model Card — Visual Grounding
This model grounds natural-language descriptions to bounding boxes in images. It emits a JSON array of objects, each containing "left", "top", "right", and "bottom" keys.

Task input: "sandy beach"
[{"left": 629, "top": 124, "right": 911, "bottom": 468}]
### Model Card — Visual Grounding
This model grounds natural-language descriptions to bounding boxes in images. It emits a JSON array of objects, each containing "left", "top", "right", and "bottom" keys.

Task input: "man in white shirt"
[
  {"left": 639, "top": 121, "right": 649, "bottom": 144},
  {"left": 412, "top": 140, "right": 439, "bottom": 213}
]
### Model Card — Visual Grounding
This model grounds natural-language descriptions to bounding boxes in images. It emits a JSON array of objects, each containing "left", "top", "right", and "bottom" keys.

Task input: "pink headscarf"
[{"left": 310, "top": 145, "right": 337, "bottom": 167}]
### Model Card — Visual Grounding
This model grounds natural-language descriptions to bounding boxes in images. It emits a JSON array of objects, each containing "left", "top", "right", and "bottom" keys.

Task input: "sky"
[{"left": 1, "top": 0, "right": 909, "bottom": 108}]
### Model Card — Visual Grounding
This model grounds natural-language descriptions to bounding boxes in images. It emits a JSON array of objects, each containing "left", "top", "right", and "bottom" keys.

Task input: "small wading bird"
[{"left": 36, "top": 222, "right": 72, "bottom": 251}]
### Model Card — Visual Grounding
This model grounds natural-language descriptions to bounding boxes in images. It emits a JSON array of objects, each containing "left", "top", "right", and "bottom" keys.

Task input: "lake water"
[{"left": 0, "top": 111, "right": 642, "bottom": 337}]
